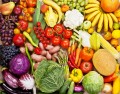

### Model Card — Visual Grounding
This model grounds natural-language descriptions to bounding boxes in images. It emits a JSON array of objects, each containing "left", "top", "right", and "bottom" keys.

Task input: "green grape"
[
  {"left": 69, "top": 4, "right": 72, "bottom": 7},
  {"left": 79, "top": 7, "right": 84, "bottom": 12},
  {"left": 57, "top": 2, "right": 61, "bottom": 6},
  {"left": 80, "top": 1, "right": 85, "bottom": 6},
  {"left": 60, "top": 0, "right": 63, "bottom": 1},
  {"left": 73, "top": 0, "right": 77, "bottom": 2},
  {"left": 78, "top": 0, "right": 83, "bottom": 3},
  {"left": 61, "top": 1, "right": 64, "bottom": 5},
  {"left": 67, "top": 2, "right": 70, "bottom": 4},
  {"left": 85, "top": 0, "right": 88, "bottom": 5},
  {"left": 72, "top": 3, "right": 76, "bottom": 7},
  {"left": 76, "top": 6, "right": 80, "bottom": 10},
  {"left": 76, "top": 3, "right": 80, "bottom": 6},
  {"left": 54, "top": 0, "right": 59, "bottom": 2},
  {"left": 64, "top": 0, "right": 68, "bottom": 4}
]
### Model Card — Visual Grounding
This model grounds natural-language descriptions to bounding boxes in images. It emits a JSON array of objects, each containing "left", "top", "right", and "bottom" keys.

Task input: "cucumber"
[
  {"left": 59, "top": 78, "right": 72, "bottom": 94},
  {"left": 67, "top": 81, "right": 75, "bottom": 94}
]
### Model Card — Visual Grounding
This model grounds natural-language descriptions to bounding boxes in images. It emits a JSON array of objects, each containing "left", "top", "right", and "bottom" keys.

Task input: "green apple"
[
  {"left": 113, "top": 22, "right": 119, "bottom": 30},
  {"left": 83, "top": 20, "right": 92, "bottom": 30}
]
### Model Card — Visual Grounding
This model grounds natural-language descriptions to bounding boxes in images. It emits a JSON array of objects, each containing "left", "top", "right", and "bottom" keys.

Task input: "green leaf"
[
  {"left": 33, "top": 8, "right": 40, "bottom": 26},
  {"left": 29, "top": 23, "right": 39, "bottom": 45}
]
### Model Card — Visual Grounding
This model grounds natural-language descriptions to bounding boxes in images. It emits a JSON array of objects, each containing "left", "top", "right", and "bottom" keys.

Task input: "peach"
[{"left": 40, "top": 4, "right": 49, "bottom": 13}]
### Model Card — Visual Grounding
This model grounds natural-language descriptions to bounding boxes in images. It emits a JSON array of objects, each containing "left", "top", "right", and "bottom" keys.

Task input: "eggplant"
[
  {"left": 2, "top": 69, "right": 19, "bottom": 88},
  {"left": 1, "top": 83, "right": 33, "bottom": 94}
]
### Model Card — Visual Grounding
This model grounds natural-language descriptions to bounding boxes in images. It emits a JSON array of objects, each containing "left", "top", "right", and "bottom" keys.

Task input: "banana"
[
  {"left": 103, "top": 13, "right": 108, "bottom": 32},
  {"left": 109, "top": 13, "right": 118, "bottom": 23},
  {"left": 42, "top": 0, "right": 63, "bottom": 23},
  {"left": 97, "top": 13, "right": 104, "bottom": 32},
  {"left": 85, "top": 7, "right": 99, "bottom": 14},
  {"left": 107, "top": 14, "right": 113, "bottom": 31},
  {"left": 85, "top": 3, "right": 99, "bottom": 9},
  {"left": 88, "top": 0, "right": 100, "bottom": 4},
  {"left": 85, "top": 13, "right": 91, "bottom": 20},
  {"left": 91, "top": 12, "right": 101, "bottom": 27},
  {"left": 87, "top": 10, "right": 100, "bottom": 21}
]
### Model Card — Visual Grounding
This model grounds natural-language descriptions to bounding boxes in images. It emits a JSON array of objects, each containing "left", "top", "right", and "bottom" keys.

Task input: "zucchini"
[
  {"left": 67, "top": 81, "right": 75, "bottom": 94},
  {"left": 59, "top": 78, "right": 72, "bottom": 94}
]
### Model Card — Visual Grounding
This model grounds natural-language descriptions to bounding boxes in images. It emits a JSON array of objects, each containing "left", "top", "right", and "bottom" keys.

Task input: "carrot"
[
  {"left": 68, "top": 39, "right": 72, "bottom": 54},
  {"left": 75, "top": 40, "right": 82, "bottom": 65},
  {"left": 61, "top": 4, "right": 69, "bottom": 13},
  {"left": 77, "top": 58, "right": 81, "bottom": 67},
  {"left": 71, "top": 40, "right": 75, "bottom": 54}
]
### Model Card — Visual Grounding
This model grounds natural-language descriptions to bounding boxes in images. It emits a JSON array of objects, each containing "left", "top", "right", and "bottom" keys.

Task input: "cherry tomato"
[
  {"left": 63, "top": 29, "right": 72, "bottom": 39},
  {"left": 34, "top": 47, "right": 42, "bottom": 55},
  {"left": 45, "top": 27, "right": 55, "bottom": 38},
  {"left": 60, "top": 39, "right": 70, "bottom": 49},
  {"left": 54, "top": 24, "right": 63, "bottom": 34},
  {"left": 51, "top": 36, "right": 61, "bottom": 46},
  {"left": 80, "top": 61, "right": 93, "bottom": 73}
]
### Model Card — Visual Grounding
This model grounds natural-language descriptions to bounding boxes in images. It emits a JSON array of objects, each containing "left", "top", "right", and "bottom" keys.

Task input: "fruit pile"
[{"left": 0, "top": 0, "right": 120, "bottom": 94}]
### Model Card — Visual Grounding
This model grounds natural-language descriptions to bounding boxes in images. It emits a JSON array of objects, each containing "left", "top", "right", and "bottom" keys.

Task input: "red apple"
[
  {"left": 80, "top": 61, "right": 93, "bottom": 73},
  {"left": 40, "top": 4, "right": 49, "bottom": 13}
]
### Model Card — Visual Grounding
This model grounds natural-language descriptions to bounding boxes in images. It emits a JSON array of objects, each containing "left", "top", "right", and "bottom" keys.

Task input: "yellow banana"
[
  {"left": 85, "top": 7, "right": 99, "bottom": 14},
  {"left": 103, "top": 13, "right": 108, "bottom": 32},
  {"left": 88, "top": 0, "right": 100, "bottom": 4},
  {"left": 87, "top": 10, "right": 100, "bottom": 21},
  {"left": 91, "top": 12, "right": 101, "bottom": 27},
  {"left": 43, "top": 0, "right": 63, "bottom": 23},
  {"left": 97, "top": 13, "right": 103, "bottom": 32},
  {"left": 85, "top": 3, "right": 99, "bottom": 9},
  {"left": 85, "top": 13, "right": 91, "bottom": 20},
  {"left": 109, "top": 13, "right": 118, "bottom": 23},
  {"left": 107, "top": 14, "right": 113, "bottom": 31}
]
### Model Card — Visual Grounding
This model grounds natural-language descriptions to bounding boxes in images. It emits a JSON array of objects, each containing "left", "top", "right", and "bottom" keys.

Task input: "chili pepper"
[
  {"left": 69, "top": 54, "right": 78, "bottom": 68},
  {"left": 68, "top": 61, "right": 75, "bottom": 69},
  {"left": 23, "top": 31, "right": 38, "bottom": 47},
  {"left": 34, "top": 47, "right": 42, "bottom": 55},
  {"left": 112, "top": 76, "right": 120, "bottom": 94},
  {"left": 70, "top": 68, "right": 83, "bottom": 83},
  {"left": 80, "top": 47, "right": 94, "bottom": 61},
  {"left": 25, "top": 46, "right": 34, "bottom": 74}
]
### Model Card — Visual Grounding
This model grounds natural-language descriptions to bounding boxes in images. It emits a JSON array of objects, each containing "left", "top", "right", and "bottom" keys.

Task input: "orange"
[{"left": 101, "top": 0, "right": 119, "bottom": 13}]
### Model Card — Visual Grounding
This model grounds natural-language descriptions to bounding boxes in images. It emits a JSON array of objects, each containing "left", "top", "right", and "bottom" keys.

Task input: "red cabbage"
[{"left": 9, "top": 53, "right": 30, "bottom": 76}]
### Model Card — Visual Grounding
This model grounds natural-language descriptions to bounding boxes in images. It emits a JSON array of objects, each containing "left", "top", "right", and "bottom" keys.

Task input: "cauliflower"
[{"left": 63, "top": 9, "right": 84, "bottom": 29}]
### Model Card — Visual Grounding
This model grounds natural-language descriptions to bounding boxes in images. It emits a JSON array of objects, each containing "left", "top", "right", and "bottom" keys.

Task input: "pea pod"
[
  {"left": 23, "top": 31, "right": 38, "bottom": 47},
  {"left": 67, "top": 81, "right": 75, "bottom": 94}
]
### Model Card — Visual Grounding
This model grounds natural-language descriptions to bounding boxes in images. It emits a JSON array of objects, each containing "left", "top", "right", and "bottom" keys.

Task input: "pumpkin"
[{"left": 101, "top": 0, "right": 119, "bottom": 13}]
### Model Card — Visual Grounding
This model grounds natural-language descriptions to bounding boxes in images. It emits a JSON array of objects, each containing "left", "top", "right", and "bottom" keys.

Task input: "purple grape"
[{"left": 12, "top": 0, "right": 20, "bottom": 3}]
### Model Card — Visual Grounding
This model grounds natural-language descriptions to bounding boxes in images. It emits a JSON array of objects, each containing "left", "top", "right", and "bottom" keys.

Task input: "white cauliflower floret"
[{"left": 64, "top": 9, "right": 84, "bottom": 29}]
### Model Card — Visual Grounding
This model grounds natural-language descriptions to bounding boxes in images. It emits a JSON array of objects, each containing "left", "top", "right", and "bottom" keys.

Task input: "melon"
[{"left": 92, "top": 49, "right": 116, "bottom": 76}]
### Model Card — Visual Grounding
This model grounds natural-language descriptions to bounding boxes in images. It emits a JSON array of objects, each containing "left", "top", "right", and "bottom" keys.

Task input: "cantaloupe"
[{"left": 92, "top": 49, "right": 116, "bottom": 76}]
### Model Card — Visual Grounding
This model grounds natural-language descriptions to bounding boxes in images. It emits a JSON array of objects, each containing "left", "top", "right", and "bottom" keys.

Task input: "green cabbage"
[
  {"left": 34, "top": 60, "right": 64, "bottom": 93},
  {"left": 82, "top": 71, "right": 104, "bottom": 94}
]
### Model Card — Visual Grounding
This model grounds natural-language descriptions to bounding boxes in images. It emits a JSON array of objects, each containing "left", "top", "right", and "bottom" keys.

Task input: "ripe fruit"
[
  {"left": 80, "top": 61, "right": 93, "bottom": 74},
  {"left": 110, "top": 38, "right": 119, "bottom": 47},
  {"left": 51, "top": 36, "right": 61, "bottom": 46},
  {"left": 113, "top": 22, "right": 119, "bottom": 30},
  {"left": 103, "top": 32, "right": 112, "bottom": 40},
  {"left": 60, "top": 39, "right": 69, "bottom": 49},
  {"left": 101, "top": 0, "right": 119, "bottom": 12},
  {"left": 63, "top": 29, "right": 72, "bottom": 39},
  {"left": 54, "top": 24, "right": 63, "bottom": 34},
  {"left": 112, "top": 30, "right": 120, "bottom": 39},
  {"left": 40, "top": 4, "right": 49, "bottom": 13},
  {"left": 83, "top": 20, "right": 91, "bottom": 29},
  {"left": 13, "top": 6, "right": 22, "bottom": 15}
]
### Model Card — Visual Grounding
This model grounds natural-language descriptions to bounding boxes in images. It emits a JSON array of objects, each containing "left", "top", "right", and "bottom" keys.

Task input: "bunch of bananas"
[{"left": 85, "top": 0, "right": 118, "bottom": 32}]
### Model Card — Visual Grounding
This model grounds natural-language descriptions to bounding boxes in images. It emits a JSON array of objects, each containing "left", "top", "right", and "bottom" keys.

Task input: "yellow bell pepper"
[{"left": 70, "top": 68, "right": 83, "bottom": 83}]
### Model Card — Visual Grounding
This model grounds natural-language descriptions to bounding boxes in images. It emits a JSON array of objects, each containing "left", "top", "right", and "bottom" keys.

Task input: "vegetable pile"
[{"left": 0, "top": 0, "right": 120, "bottom": 94}]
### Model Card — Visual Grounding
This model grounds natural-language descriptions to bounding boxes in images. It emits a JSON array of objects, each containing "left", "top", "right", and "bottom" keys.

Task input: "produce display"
[{"left": 0, "top": 0, "right": 120, "bottom": 94}]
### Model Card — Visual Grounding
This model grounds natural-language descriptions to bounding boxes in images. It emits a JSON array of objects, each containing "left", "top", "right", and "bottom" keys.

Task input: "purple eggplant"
[{"left": 2, "top": 69, "right": 19, "bottom": 88}]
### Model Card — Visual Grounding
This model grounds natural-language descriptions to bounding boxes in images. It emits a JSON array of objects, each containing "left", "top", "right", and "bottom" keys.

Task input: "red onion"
[{"left": 74, "top": 85, "right": 84, "bottom": 92}]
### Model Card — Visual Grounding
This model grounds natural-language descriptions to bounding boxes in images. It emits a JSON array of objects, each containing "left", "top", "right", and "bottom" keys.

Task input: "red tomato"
[
  {"left": 51, "top": 36, "right": 61, "bottom": 46},
  {"left": 80, "top": 61, "right": 93, "bottom": 73},
  {"left": 34, "top": 47, "right": 42, "bottom": 55},
  {"left": 54, "top": 24, "right": 63, "bottom": 34},
  {"left": 60, "top": 39, "right": 69, "bottom": 49},
  {"left": 63, "top": 29, "right": 72, "bottom": 39},
  {"left": 45, "top": 27, "right": 55, "bottom": 38}
]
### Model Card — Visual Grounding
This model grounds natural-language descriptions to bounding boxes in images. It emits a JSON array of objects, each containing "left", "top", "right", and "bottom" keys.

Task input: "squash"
[{"left": 92, "top": 49, "right": 116, "bottom": 76}]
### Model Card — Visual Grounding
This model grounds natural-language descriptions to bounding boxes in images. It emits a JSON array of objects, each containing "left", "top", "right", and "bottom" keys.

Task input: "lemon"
[{"left": 112, "top": 30, "right": 120, "bottom": 39}]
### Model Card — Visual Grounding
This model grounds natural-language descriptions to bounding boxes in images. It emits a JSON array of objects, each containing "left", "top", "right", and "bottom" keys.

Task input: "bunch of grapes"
[
  {"left": 34, "top": 22, "right": 50, "bottom": 48},
  {"left": 0, "top": 13, "right": 18, "bottom": 45},
  {"left": 53, "top": 0, "right": 86, "bottom": 13},
  {"left": 2, "top": 0, "right": 20, "bottom": 3}
]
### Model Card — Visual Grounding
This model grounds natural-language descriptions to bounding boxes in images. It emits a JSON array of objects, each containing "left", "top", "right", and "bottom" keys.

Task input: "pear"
[{"left": 0, "top": 2, "right": 15, "bottom": 15}]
